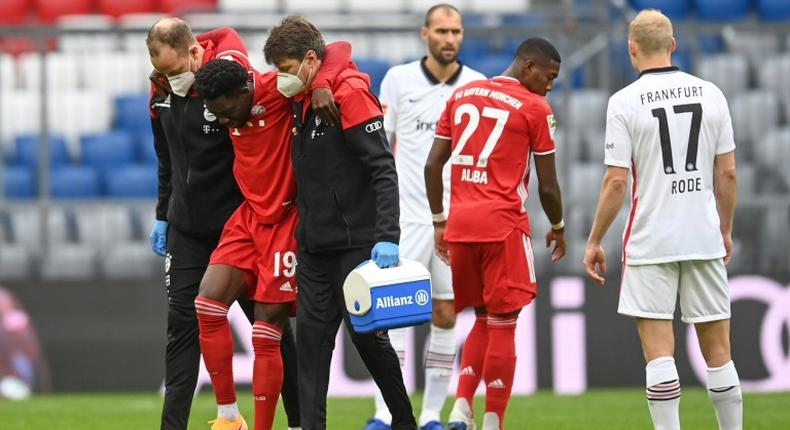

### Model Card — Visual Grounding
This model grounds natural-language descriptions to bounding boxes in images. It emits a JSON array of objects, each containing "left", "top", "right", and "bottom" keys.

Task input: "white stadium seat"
[
  {"left": 19, "top": 52, "right": 81, "bottom": 92},
  {"left": 41, "top": 244, "right": 97, "bottom": 281},
  {"left": 46, "top": 90, "right": 112, "bottom": 154},
  {"left": 729, "top": 90, "right": 780, "bottom": 157},
  {"left": 0, "top": 54, "right": 16, "bottom": 91},
  {"left": 285, "top": 0, "right": 345, "bottom": 13},
  {"left": 346, "top": 0, "right": 405, "bottom": 12},
  {"left": 468, "top": 0, "right": 528, "bottom": 13},
  {"left": 220, "top": 0, "right": 281, "bottom": 13},
  {"left": 758, "top": 53, "right": 790, "bottom": 97},
  {"left": 696, "top": 53, "right": 749, "bottom": 98},
  {"left": 0, "top": 90, "right": 41, "bottom": 145},
  {"left": 85, "top": 52, "right": 149, "bottom": 96}
]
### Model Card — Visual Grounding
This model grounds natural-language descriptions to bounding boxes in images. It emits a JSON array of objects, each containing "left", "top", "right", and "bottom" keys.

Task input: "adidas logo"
[
  {"left": 254, "top": 395, "right": 267, "bottom": 401},
  {"left": 280, "top": 281, "right": 293, "bottom": 292},
  {"left": 460, "top": 366, "right": 475, "bottom": 376},
  {"left": 487, "top": 379, "right": 506, "bottom": 389}
]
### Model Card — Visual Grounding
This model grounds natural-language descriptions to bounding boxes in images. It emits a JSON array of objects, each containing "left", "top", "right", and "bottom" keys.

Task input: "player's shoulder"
[
  {"left": 334, "top": 68, "right": 375, "bottom": 101},
  {"left": 384, "top": 60, "right": 422, "bottom": 80},
  {"left": 681, "top": 71, "right": 727, "bottom": 101}
]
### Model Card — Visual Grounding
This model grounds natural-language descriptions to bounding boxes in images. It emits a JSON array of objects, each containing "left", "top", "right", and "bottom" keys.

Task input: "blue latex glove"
[
  {"left": 371, "top": 241, "right": 399, "bottom": 268},
  {"left": 149, "top": 220, "right": 169, "bottom": 257}
]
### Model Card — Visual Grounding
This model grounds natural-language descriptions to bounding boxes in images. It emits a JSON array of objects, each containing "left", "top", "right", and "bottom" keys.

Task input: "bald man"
[{"left": 583, "top": 9, "right": 741, "bottom": 430}]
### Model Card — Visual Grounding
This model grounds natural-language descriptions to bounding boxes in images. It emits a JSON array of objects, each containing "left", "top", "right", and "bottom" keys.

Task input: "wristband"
[
  {"left": 551, "top": 219, "right": 565, "bottom": 231},
  {"left": 432, "top": 212, "right": 447, "bottom": 223}
]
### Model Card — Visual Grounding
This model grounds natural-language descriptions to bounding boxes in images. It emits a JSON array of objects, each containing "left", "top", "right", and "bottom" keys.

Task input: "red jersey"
[
  {"left": 228, "top": 69, "right": 295, "bottom": 224},
  {"left": 197, "top": 27, "right": 252, "bottom": 69},
  {"left": 435, "top": 76, "right": 557, "bottom": 242},
  {"left": 228, "top": 42, "right": 352, "bottom": 224}
]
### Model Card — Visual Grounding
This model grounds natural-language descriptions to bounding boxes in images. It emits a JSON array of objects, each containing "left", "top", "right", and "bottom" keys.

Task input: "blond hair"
[{"left": 628, "top": 9, "right": 673, "bottom": 56}]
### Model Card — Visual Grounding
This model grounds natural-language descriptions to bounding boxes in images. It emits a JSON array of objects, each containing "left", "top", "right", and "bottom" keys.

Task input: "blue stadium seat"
[
  {"left": 106, "top": 165, "right": 158, "bottom": 198},
  {"left": 3, "top": 165, "right": 35, "bottom": 199},
  {"left": 355, "top": 58, "right": 390, "bottom": 96},
  {"left": 80, "top": 131, "right": 135, "bottom": 176},
  {"left": 500, "top": 12, "right": 544, "bottom": 27},
  {"left": 459, "top": 36, "right": 491, "bottom": 61},
  {"left": 50, "top": 166, "right": 101, "bottom": 199},
  {"left": 757, "top": 0, "right": 790, "bottom": 21},
  {"left": 695, "top": 0, "right": 751, "bottom": 21},
  {"left": 14, "top": 134, "right": 70, "bottom": 169},
  {"left": 138, "top": 133, "right": 158, "bottom": 166},
  {"left": 467, "top": 55, "right": 513, "bottom": 78},
  {"left": 114, "top": 93, "right": 151, "bottom": 136},
  {"left": 631, "top": 0, "right": 690, "bottom": 20}
]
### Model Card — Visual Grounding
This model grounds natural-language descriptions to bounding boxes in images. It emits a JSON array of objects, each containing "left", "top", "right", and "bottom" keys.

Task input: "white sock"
[
  {"left": 420, "top": 324, "right": 456, "bottom": 426},
  {"left": 482, "top": 411, "right": 501, "bottom": 430},
  {"left": 707, "top": 361, "right": 743, "bottom": 430},
  {"left": 645, "top": 357, "right": 681, "bottom": 430},
  {"left": 217, "top": 402, "right": 240, "bottom": 420},
  {"left": 373, "top": 328, "right": 407, "bottom": 424},
  {"left": 449, "top": 397, "right": 474, "bottom": 424}
]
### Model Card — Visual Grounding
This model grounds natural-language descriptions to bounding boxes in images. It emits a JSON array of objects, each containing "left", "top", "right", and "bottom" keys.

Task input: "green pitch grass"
[{"left": 1, "top": 389, "right": 788, "bottom": 429}]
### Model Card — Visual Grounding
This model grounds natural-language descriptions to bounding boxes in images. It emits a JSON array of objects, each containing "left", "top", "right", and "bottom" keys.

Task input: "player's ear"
[
  {"left": 420, "top": 26, "right": 429, "bottom": 42},
  {"left": 669, "top": 37, "right": 677, "bottom": 54},
  {"left": 627, "top": 40, "right": 638, "bottom": 58}
]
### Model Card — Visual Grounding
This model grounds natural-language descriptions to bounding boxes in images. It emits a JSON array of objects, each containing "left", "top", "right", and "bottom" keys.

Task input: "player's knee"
[
  {"left": 254, "top": 302, "right": 291, "bottom": 327},
  {"left": 432, "top": 301, "right": 456, "bottom": 328}
]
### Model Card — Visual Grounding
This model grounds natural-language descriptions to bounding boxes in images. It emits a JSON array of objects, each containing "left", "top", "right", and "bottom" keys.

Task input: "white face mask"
[
  {"left": 168, "top": 55, "right": 195, "bottom": 97},
  {"left": 277, "top": 57, "right": 312, "bottom": 98}
]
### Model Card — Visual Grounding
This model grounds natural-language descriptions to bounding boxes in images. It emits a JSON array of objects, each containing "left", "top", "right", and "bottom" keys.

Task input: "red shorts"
[
  {"left": 449, "top": 228, "right": 537, "bottom": 314},
  {"left": 209, "top": 201, "right": 298, "bottom": 304}
]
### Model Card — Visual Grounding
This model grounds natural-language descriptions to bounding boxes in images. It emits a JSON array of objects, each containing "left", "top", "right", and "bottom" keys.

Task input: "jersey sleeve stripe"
[
  {"left": 434, "top": 134, "right": 451, "bottom": 140},
  {"left": 533, "top": 149, "right": 556, "bottom": 155},
  {"left": 604, "top": 159, "right": 631, "bottom": 168}
]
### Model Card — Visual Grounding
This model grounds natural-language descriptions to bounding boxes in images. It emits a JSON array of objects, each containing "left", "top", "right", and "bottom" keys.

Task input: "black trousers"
[
  {"left": 296, "top": 246, "right": 416, "bottom": 430},
  {"left": 160, "top": 227, "right": 301, "bottom": 430}
]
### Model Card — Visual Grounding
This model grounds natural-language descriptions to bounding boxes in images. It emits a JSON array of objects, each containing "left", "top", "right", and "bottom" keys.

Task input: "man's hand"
[
  {"left": 149, "top": 70, "right": 171, "bottom": 98},
  {"left": 583, "top": 242, "right": 606, "bottom": 285},
  {"left": 149, "top": 219, "right": 169, "bottom": 257},
  {"left": 311, "top": 87, "right": 341, "bottom": 127},
  {"left": 722, "top": 232, "right": 733, "bottom": 266},
  {"left": 371, "top": 241, "right": 399, "bottom": 268},
  {"left": 545, "top": 228, "right": 566, "bottom": 262},
  {"left": 433, "top": 222, "right": 450, "bottom": 265}
]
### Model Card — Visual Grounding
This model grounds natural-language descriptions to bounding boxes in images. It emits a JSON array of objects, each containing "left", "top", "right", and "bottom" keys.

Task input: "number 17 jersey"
[
  {"left": 604, "top": 67, "right": 736, "bottom": 265},
  {"left": 435, "top": 76, "right": 557, "bottom": 243}
]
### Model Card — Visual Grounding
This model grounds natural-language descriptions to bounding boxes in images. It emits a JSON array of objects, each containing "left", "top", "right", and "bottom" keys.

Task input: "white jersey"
[
  {"left": 604, "top": 67, "right": 736, "bottom": 265},
  {"left": 379, "top": 58, "right": 485, "bottom": 225}
]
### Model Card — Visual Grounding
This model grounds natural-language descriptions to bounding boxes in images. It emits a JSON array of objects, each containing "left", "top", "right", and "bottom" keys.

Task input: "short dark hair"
[
  {"left": 264, "top": 16, "right": 325, "bottom": 64},
  {"left": 424, "top": 3, "right": 461, "bottom": 27},
  {"left": 194, "top": 59, "right": 248, "bottom": 100},
  {"left": 516, "top": 37, "right": 561, "bottom": 64},
  {"left": 146, "top": 17, "right": 196, "bottom": 56}
]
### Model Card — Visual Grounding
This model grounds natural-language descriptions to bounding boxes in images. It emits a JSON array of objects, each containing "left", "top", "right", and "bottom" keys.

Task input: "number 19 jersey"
[
  {"left": 604, "top": 67, "right": 736, "bottom": 265},
  {"left": 435, "top": 76, "right": 557, "bottom": 243}
]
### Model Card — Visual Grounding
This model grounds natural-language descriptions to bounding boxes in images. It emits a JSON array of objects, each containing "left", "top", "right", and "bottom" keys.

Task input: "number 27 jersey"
[
  {"left": 605, "top": 68, "right": 735, "bottom": 265},
  {"left": 435, "top": 76, "right": 557, "bottom": 242}
]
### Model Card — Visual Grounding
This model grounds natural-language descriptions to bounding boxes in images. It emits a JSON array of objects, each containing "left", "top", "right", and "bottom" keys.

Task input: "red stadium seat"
[
  {"left": 160, "top": 0, "right": 217, "bottom": 14},
  {"left": 34, "top": 0, "right": 94, "bottom": 23},
  {"left": 0, "top": 0, "right": 31, "bottom": 25},
  {"left": 96, "top": 0, "right": 156, "bottom": 17}
]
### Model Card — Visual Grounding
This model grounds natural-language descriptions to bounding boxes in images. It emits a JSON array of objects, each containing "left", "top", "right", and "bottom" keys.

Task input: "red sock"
[
  {"left": 195, "top": 296, "right": 236, "bottom": 405},
  {"left": 456, "top": 313, "right": 489, "bottom": 408},
  {"left": 483, "top": 315, "right": 517, "bottom": 429},
  {"left": 252, "top": 321, "right": 284, "bottom": 430}
]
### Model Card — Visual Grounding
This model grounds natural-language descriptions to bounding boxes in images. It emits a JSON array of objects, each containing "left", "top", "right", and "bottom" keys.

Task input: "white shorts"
[
  {"left": 618, "top": 259, "right": 730, "bottom": 324},
  {"left": 400, "top": 222, "right": 453, "bottom": 300}
]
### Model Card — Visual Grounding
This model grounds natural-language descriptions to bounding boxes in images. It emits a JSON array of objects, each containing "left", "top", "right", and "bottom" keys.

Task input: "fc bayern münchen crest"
[{"left": 251, "top": 104, "right": 265, "bottom": 116}]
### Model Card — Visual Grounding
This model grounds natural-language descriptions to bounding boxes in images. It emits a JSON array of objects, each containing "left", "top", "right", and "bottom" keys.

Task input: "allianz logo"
[{"left": 375, "top": 289, "right": 430, "bottom": 309}]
